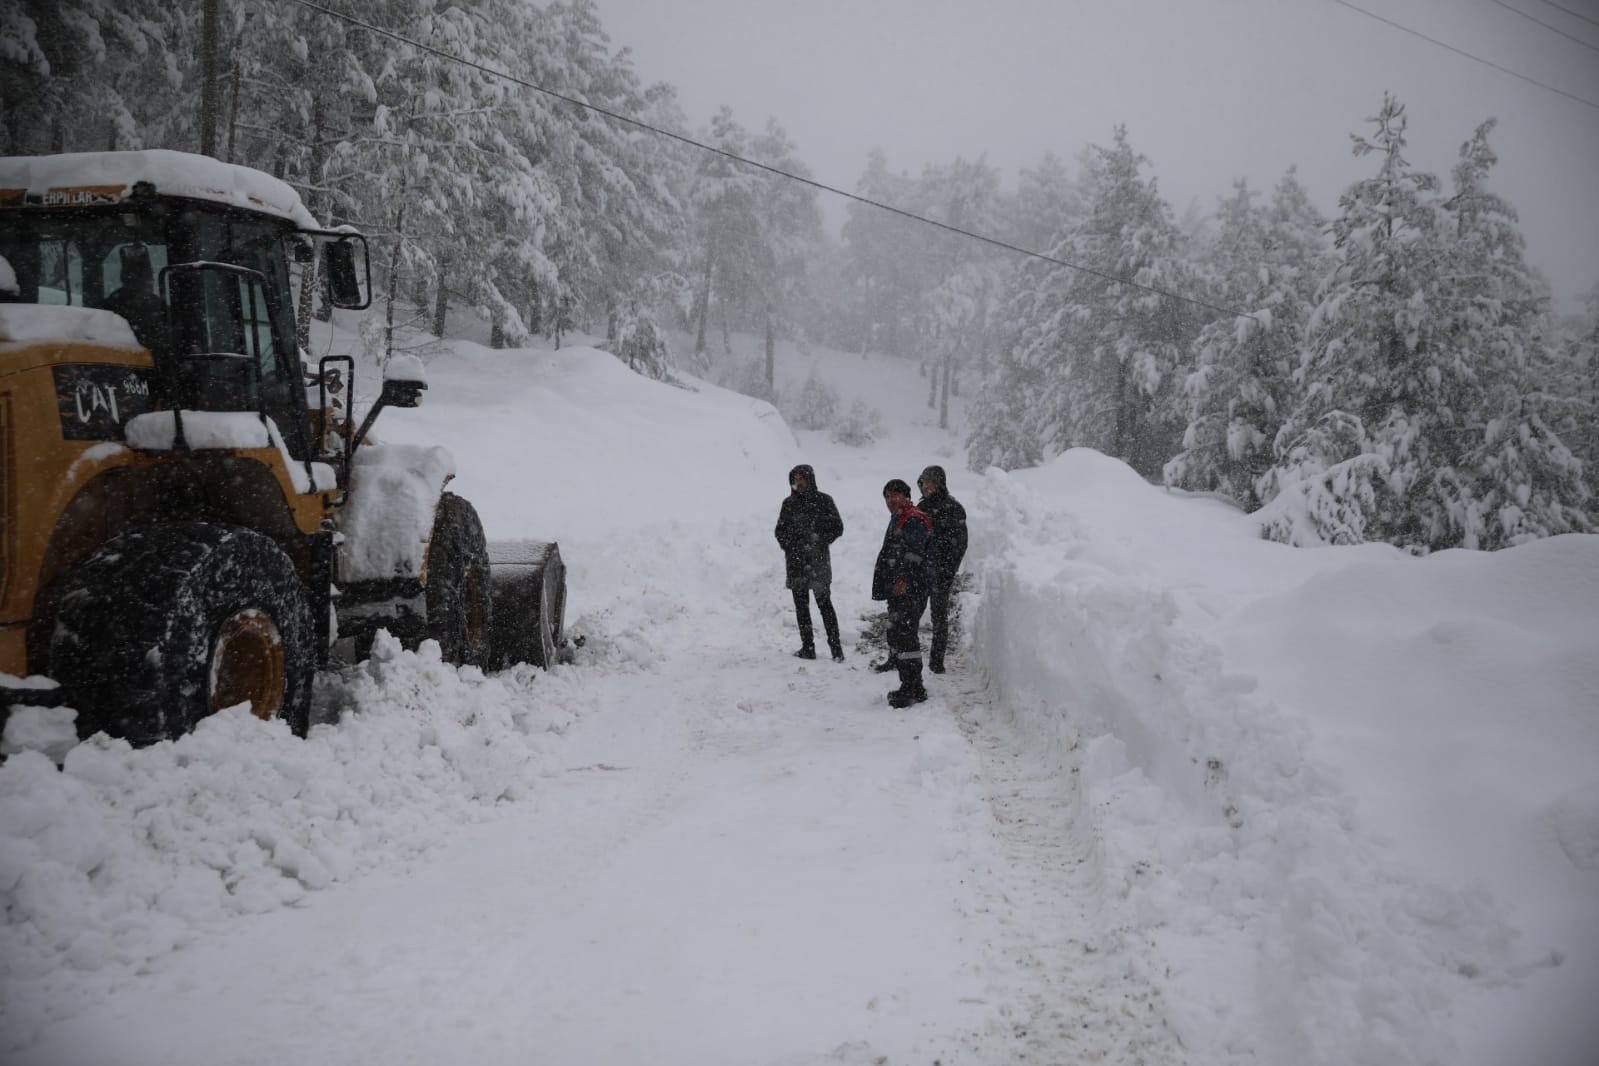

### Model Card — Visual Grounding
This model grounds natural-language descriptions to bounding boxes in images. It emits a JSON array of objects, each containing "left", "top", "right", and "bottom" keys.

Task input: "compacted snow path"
[{"left": 947, "top": 664, "right": 1186, "bottom": 1066}]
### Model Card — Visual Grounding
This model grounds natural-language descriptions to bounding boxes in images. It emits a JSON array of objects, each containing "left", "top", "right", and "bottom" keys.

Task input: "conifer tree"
[
  {"left": 1166, "top": 169, "right": 1326, "bottom": 507},
  {"left": 972, "top": 126, "right": 1198, "bottom": 477},
  {"left": 838, "top": 149, "right": 920, "bottom": 355},
  {"left": 1263, "top": 99, "right": 1588, "bottom": 548}
]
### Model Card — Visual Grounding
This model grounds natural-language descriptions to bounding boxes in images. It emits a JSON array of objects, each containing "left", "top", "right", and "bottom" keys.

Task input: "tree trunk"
[
  {"left": 939, "top": 357, "right": 951, "bottom": 430},
  {"left": 433, "top": 256, "right": 450, "bottom": 337},
  {"left": 927, "top": 357, "right": 937, "bottom": 408},
  {"left": 1114, "top": 354, "right": 1131, "bottom": 460},
  {"left": 198, "top": 0, "right": 221, "bottom": 157},
  {"left": 225, "top": 57, "right": 242, "bottom": 162},
  {"left": 693, "top": 239, "right": 715, "bottom": 358},
  {"left": 385, "top": 181, "right": 408, "bottom": 365},
  {"left": 294, "top": 98, "right": 328, "bottom": 354},
  {"left": 764, "top": 303, "right": 775, "bottom": 392}
]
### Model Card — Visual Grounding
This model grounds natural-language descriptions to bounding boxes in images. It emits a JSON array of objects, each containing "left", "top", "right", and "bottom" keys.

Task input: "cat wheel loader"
[{"left": 0, "top": 149, "right": 566, "bottom": 746}]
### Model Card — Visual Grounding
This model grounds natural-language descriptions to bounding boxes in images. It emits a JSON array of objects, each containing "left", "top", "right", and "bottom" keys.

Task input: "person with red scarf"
[{"left": 871, "top": 479, "right": 932, "bottom": 707}]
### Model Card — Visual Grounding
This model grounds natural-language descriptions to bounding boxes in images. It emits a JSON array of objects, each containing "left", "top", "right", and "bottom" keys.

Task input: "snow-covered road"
[{"left": 13, "top": 487, "right": 1174, "bottom": 1066}]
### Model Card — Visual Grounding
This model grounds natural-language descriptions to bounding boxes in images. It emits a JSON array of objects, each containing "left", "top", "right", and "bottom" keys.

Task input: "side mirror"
[
  {"left": 379, "top": 376, "right": 426, "bottom": 409},
  {"left": 325, "top": 236, "right": 370, "bottom": 310}
]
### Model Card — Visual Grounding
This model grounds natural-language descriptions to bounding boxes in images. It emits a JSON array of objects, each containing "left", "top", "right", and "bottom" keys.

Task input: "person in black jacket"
[
  {"left": 916, "top": 465, "right": 967, "bottom": 674},
  {"left": 774, "top": 464, "right": 845, "bottom": 661},
  {"left": 872, "top": 479, "right": 933, "bottom": 707}
]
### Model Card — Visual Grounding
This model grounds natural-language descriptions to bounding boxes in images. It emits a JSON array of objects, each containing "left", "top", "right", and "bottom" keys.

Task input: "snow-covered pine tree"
[
  {"left": 1263, "top": 96, "right": 1449, "bottom": 547},
  {"left": 971, "top": 126, "right": 1199, "bottom": 477},
  {"left": 1166, "top": 169, "right": 1326, "bottom": 508},
  {"left": 1008, "top": 152, "right": 1080, "bottom": 256},
  {"left": 0, "top": 0, "right": 176, "bottom": 154},
  {"left": 910, "top": 155, "right": 1006, "bottom": 424},
  {"left": 749, "top": 118, "right": 823, "bottom": 390},
  {"left": 838, "top": 149, "right": 921, "bottom": 356},
  {"left": 686, "top": 107, "right": 762, "bottom": 369},
  {"left": 1437, "top": 121, "right": 1588, "bottom": 545},
  {"left": 1262, "top": 99, "right": 1588, "bottom": 549},
  {"left": 1543, "top": 285, "right": 1599, "bottom": 509}
]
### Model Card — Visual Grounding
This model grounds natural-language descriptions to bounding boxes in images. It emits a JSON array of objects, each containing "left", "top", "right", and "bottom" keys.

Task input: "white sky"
[{"left": 594, "top": 0, "right": 1599, "bottom": 311}]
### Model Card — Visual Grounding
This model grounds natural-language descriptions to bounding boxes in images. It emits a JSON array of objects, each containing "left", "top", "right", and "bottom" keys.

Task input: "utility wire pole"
[{"left": 199, "top": 0, "right": 221, "bottom": 157}]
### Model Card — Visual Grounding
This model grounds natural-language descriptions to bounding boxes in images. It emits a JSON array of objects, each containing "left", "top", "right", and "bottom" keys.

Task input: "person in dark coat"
[
  {"left": 916, "top": 465, "right": 967, "bottom": 674},
  {"left": 871, "top": 479, "right": 932, "bottom": 707},
  {"left": 774, "top": 464, "right": 845, "bottom": 661}
]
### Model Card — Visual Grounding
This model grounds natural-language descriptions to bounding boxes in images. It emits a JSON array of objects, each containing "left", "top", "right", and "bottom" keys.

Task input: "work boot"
[
  {"left": 886, "top": 660, "right": 928, "bottom": 708},
  {"left": 870, "top": 656, "right": 897, "bottom": 673},
  {"left": 929, "top": 633, "right": 947, "bottom": 674},
  {"left": 819, "top": 600, "right": 844, "bottom": 663},
  {"left": 794, "top": 645, "right": 816, "bottom": 660}
]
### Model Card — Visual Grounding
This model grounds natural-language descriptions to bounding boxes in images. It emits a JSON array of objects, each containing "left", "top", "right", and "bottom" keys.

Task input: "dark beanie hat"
[
  {"left": 883, "top": 478, "right": 912, "bottom": 497},
  {"left": 918, "top": 465, "right": 947, "bottom": 490}
]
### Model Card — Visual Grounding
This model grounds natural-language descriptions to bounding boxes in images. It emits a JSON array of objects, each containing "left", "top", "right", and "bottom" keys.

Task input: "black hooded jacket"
[
  {"left": 775, "top": 464, "right": 844, "bottom": 591},
  {"left": 916, "top": 465, "right": 967, "bottom": 582}
]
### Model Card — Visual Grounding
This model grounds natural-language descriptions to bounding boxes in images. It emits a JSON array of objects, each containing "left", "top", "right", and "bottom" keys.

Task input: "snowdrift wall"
[{"left": 962, "top": 452, "right": 1518, "bottom": 1066}]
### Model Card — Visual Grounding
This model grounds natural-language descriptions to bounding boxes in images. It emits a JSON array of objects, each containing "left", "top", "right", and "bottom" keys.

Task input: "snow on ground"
[{"left": 2, "top": 320, "right": 1595, "bottom": 1065}]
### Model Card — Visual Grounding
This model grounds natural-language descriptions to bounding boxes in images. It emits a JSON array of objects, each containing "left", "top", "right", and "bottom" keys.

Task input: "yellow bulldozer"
[{"left": 0, "top": 149, "right": 566, "bottom": 745}]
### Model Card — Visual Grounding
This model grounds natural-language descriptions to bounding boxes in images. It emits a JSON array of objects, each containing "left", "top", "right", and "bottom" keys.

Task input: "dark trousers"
[
  {"left": 928, "top": 576, "right": 953, "bottom": 669},
  {"left": 885, "top": 590, "right": 928, "bottom": 663},
  {"left": 793, "top": 588, "right": 841, "bottom": 653}
]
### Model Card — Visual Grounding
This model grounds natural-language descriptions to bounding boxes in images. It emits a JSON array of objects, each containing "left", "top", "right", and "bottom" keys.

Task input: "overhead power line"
[
  {"left": 1491, "top": 0, "right": 1599, "bottom": 55},
  {"left": 1330, "top": 0, "right": 1599, "bottom": 111},
  {"left": 281, "top": 0, "right": 1259, "bottom": 322},
  {"left": 1538, "top": 0, "right": 1599, "bottom": 31}
]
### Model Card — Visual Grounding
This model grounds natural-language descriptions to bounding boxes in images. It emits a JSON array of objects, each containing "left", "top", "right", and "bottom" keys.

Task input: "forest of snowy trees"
[{"left": 4, "top": 1, "right": 1595, "bottom": 551}]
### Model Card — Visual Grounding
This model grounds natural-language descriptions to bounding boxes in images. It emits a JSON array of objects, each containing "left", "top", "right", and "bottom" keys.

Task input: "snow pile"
[
  {"left": 0, "top": 305, "right": 140, "bottom": 348},
  {"left": 0, "top": 706, "right": 79, "bottom": 764},
  {"left": 126, "top": 411, "right": 337, "bottom": 493},
  {"left": 962, "top": 449, "right": 1595, "bottom": 1065},
  {"left": 0, "top": 633, "right": 580, "bottom": 1050},
  {"left": 337, "top": 442, "right": 456, "bottom": 580}
]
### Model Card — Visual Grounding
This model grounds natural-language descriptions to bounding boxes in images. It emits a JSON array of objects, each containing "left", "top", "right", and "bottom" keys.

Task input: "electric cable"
[
  {"left": 1330, "top": 0, "right": 1599, "bottom": 111},
  {"left": 1537, "top": 0, "right": 1599, "bottom": 32},
  {"left": 1490, "top": 0, "right": 1599, "bottom": 55}
]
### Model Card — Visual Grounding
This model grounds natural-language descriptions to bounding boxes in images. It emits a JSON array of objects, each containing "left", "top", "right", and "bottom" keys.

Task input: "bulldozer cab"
[{"left": 1, "top": 194, "right": 318, "bottom": 457}]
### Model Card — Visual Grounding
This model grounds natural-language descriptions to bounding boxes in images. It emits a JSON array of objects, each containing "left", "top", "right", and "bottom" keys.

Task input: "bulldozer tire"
[
  {"left": 486, "top": 542, "right": 566, "bottom": 670},
  {"left": 426, "top": 492, "right": 492, "bottom": 666},
  {"left": 47, "top": 523, "right": 314, "bottom": 744}
]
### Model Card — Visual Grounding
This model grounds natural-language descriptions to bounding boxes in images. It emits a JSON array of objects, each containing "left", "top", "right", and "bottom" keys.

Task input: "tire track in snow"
[{"left": 945, "top": 655, "right": 1189, "bottom": 1066}]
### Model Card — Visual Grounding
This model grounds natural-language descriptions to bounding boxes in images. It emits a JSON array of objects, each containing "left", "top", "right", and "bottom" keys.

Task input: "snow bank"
[
  {"left": 961, "top": 450, "right": 1590, "bottom": 1066},
  {"left": 0, "top": 634, "right": 581, "bottom": 1050}
]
